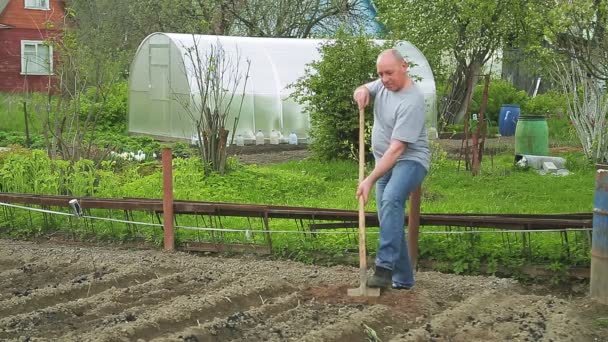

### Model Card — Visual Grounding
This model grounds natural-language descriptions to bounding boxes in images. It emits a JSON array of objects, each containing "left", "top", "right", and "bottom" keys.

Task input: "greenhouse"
[{"left": 128, "top": 33, "right": 437, "bottom": 144}]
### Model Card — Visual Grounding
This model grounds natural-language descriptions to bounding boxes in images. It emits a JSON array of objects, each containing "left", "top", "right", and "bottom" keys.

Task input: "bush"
[
  {"left": 291, "top": 31, "right": 385, "bottom": 160},
  {"left": 469, "top": 79, "right": 529, "bottom": 124},
  {"left": 521, "top": 90, "right": 567, "bottom": 117},
  {"left": 80, "top": 81, "right": 128, "bottom": 132},
  {"left": 0, "top": 131, "right": 45, "bottom": 149},
  {"left": 548, "top": 116, "right": 578, "bottom": 145}
]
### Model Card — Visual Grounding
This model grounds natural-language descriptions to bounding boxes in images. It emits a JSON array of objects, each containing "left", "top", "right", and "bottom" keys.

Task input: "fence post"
[
  {"left": 162, "top": 148, "right": 175, "bottom": 251},
  {"left": 591, "top": 169, "right": 608, "bottom": 304},
  {"left": 408, "top": 186, "right": 422, "bottom": 269}
]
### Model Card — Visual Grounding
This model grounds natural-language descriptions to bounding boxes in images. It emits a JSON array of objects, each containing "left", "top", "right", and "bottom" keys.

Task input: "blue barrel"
[
  {"left": 498, "top": 104, "right": 520, "bottom": 136},
  {"left": 592, "top": 169, "right": 608, "bottom": 303}
]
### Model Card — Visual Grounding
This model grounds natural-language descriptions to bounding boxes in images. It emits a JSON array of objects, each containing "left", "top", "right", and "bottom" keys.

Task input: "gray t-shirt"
[{"left": 365, "top": 79, "right": 430, "bottom": 171}]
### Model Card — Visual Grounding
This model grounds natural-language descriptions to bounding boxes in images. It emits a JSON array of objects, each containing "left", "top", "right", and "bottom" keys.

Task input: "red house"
[{"left": 0, "top": 0, "right": 64, "bottom": 93}]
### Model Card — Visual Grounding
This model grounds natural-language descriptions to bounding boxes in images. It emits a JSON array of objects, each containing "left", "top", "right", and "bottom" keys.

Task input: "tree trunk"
[
  {"left": 218, "top": 128, "right": 229, "bottom": 175},
  {"left": 440, "top": 60, "right": 482, "bottom": 125}
]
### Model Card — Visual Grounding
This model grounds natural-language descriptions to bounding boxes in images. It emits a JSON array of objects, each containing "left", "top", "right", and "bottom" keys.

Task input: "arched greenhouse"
[{"left": 128, "top": 33, "right": 437, "bottom": 144}]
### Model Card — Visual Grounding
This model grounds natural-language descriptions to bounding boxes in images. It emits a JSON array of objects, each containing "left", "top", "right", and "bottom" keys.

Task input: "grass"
[
  {"left": 0, "top": 145, "right": 596, "bottom": 270},
  {"left": 0, "top": 92, "right": 49, "bottom": 134},
  {"left": 423, "top": 153, "right": 593, "bottom": 214},
  {"left": 596, "top": 318, "right": 608, "bottom": 328}
]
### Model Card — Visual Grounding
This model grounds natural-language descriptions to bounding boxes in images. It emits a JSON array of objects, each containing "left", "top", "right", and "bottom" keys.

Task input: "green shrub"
[
  {"left": 0, "top": 131, "right": 45, "bottom": 149},
  {"left": 80, "top": 81, "right": 128, "bottom": 132},
  {"left": 291, "top": 31, "right": 386, "bottom": 160},
  {"left": 521, "top": 90, "right": 567, "bottom": 117},
  {"left": 548, "top": 116, "right": 578, "bottom": 145},
  {"left": 469, "top": 79, "right": 529, "bottom": 124}
]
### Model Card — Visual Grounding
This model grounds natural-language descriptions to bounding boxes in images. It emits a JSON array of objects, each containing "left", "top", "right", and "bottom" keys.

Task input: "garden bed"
[{"left": 0, "top": 239, "right": 606, "bottom": 341}]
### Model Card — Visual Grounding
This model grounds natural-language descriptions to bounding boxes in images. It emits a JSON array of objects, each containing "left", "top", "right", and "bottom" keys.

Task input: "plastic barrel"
[
  {"left": 592, "top": 169, "right": 608, "bottom": 304},
  {"left": 514, "top": 116, "right": 549, "bottom": 156},
  {"left": 498, "top": 104, "right": 520, "bottom": 136}
]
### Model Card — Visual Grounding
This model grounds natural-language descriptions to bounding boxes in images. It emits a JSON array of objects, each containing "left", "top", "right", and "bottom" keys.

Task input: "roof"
[
  {"left": 0, "top": 0, "right": 9, "bottom": 16},
  {"left": 153, "top": 33, "right": 436, "bottom": 96}
]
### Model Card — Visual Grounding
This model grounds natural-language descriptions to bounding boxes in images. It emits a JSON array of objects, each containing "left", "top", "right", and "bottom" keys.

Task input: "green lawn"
[
  {"left": 0, "top": 92, "right": 50, "bottom": 134},
  {"left": 0, "top": 146, "right": 596, "bottom": 274}
]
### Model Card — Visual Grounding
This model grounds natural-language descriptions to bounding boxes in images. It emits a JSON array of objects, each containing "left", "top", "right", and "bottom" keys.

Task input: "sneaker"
[
  {"left": 391, "top": 283, "right": 412, "bottom": 290},
  {"left": 367, "top": 266, "right": 392, "bottom": 288}
]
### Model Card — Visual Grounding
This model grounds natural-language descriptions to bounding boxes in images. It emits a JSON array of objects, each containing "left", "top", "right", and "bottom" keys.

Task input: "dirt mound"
[
  {"left": 227, "top": 138, "right": 517, "bottom": 165},
  {"left": 0, "top": 240, "right": 605, "bottom": 341},
  {"left": 227, "top": 144, "right": 310, "bottom": 165}
]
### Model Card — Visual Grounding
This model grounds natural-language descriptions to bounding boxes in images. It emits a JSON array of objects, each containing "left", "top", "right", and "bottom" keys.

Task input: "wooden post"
[
  {"left": 23, "top": 101, "right": 31, "bottom": 147},
  {"left": 471, "top": 133, "right": 479, "bottom": 175},
  {"left": 162, "top": 148, "right": 175, "bottom": 251},
  {"left": 408, "top": 186, "right": 422, "bottom": 268}
]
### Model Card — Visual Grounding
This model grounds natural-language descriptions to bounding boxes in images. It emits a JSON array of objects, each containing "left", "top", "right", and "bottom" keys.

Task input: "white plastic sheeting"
[{"left": 128, "top": 33, "right": 437, "bottom": 143}]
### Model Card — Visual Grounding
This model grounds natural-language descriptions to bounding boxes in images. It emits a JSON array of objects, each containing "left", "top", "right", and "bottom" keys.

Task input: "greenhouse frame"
[{"left": 128, "top": 33, "right": 437, "bottom": 144}]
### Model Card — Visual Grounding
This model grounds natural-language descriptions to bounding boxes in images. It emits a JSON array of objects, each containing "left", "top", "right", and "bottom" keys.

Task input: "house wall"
[
  {"left": 1, "top": 0, "right": 64, "bottom": 29},
  {"left": 0, "top": 0, "right": 64, "bottom": 93},
  {"left": 0, "top": 28, "right": 57, "bottom": 92}
]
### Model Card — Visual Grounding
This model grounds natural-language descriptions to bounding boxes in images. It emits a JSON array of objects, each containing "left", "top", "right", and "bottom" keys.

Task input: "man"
[{"left": 353, "top": 48, "right": 430, "bottom": 289}]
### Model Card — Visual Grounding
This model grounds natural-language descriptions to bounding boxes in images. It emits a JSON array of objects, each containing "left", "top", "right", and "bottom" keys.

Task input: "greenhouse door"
[{"left": 149, "top": 44, "right": 171, "bottom": 135}]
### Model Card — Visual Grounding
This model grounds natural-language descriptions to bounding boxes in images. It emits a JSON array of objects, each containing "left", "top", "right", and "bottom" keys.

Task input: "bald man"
[{"left": 353, "top": 49, "right": 430, "bottom": 289}]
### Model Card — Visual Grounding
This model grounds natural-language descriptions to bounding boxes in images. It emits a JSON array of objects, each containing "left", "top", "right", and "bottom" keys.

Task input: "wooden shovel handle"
[{"left": 358, "top": 108, "right": 367, "bottom": 275}]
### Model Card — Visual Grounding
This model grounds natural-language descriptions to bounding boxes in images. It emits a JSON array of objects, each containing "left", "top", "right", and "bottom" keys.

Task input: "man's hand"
[
  {"left": 353, "top": 86, "right": 370, "bottom": 110},
  {"left": 355, "top": 140, "right": 407, "bottom": 205},
  {"left": 356, "top": 177, "right": 373, "bottom": 205}
]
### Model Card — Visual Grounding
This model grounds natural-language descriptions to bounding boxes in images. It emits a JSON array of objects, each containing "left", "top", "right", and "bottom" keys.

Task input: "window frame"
[
  {"left": 24, "top": 0, "right": 50, "bottom": 11},
  {"left": 20, "top": 40, "right": 53, "bottom": 76}
]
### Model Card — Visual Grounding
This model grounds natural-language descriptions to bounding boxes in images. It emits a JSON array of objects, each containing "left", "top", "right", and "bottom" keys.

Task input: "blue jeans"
[{"left": 375, "top": 160, "right": 427, "bottom": 288}]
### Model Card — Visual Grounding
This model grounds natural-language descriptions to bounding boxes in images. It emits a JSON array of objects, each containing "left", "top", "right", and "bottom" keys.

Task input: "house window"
[
  {"left": 24, "top": 0, "right": 49, "bottom": 10},
  {"left": 21, "top": 41, "right": 53, "bottom": 75}
]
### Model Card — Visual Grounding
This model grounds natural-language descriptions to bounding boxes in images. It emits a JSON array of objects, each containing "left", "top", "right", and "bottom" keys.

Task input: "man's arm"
[{"left": 356, "top": 139, "right": 407, "bottom": 204}]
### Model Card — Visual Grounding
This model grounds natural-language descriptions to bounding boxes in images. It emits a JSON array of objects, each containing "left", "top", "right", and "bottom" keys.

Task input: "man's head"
[{"left": 376, "top": 49, "right": 409, "bottom": 91}]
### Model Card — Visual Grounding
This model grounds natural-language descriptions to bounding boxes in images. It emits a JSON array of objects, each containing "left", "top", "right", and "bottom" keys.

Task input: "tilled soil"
[
  {"left": 227, "top": 138, "right": 514, "bottom": 164},
  {"left": 0, "top": 240, "right": 606, "bottom": 342}
]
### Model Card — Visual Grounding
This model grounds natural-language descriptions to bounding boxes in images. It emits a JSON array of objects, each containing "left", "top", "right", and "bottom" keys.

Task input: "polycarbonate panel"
[
  {"left": 128, "top": 33, "right": 437, "bottom": 142},
  {"left": 281, "top": 98, "right": 308, "bottom": 138}
]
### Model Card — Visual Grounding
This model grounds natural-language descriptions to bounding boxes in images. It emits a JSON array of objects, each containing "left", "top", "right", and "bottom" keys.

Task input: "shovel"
[{"left": 347, "top": 107, "right": 381, "bottom": 297}]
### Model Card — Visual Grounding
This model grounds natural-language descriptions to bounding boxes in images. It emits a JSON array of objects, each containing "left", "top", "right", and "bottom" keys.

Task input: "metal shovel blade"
[{"left": 347, "top": 284, "right": 381, "bottom": 297}]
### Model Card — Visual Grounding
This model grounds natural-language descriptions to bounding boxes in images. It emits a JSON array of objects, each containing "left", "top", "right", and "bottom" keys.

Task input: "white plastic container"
[
  {"left": 191, "top": 133, "right": 201, "bottom": 146},
  {"left": 255, "top": 130, "right": 265, "bottom": 145},
  {"left": 235, "top": 134, "right": 245, "bottom": 146},
  {"left": 269, "top": 130, "right": 280, "bottom": 145},
  {"left": 288, "top": 132, "right": 298, "bottom": 145},
  {"left": 428, "top": 127, "right": 438, "bottom": 140}
]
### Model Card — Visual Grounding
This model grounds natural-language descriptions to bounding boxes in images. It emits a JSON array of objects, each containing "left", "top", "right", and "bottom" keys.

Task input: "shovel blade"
[{"left": 347, "top": 286, "right": 381, "bottom": 297}]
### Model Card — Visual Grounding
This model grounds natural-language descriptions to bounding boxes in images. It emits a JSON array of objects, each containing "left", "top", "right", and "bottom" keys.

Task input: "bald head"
[
  {"left": 377, "top": 49, "right": 407, "bottom": 65},
  {"left": 376, "top": 49, "right": 410, "bottom": 91}
]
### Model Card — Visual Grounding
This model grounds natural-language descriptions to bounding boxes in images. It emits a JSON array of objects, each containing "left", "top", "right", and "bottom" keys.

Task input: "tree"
[
  {"left": 66, "top": 0, "right": 218, "bottom": 74},
  {"left": 222, "top": 0, "right": 370, "bottom": 37},
  {"left": 542, "top": 0, "right": 608, "bottom": 81},
  {"left": 66, "top": 0, "right": 373, "bottom": 76},
  {"left": 551, "top": 59, "right": 608, "bottom": 162},
  {"left": 175, "top": 37, "right": 251, "bottom": 175},
  {"left": 46, "top": 25, "right": 125, "bottom": 162},
  {"left": 291, "top": 32, "right": 385, "bottom": 160},
  {"left": 374, "top": 0, "right": 528, "bottom": 126},
  {"left": 523, "top": 0, "right": 608, "bottom": 162}
]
